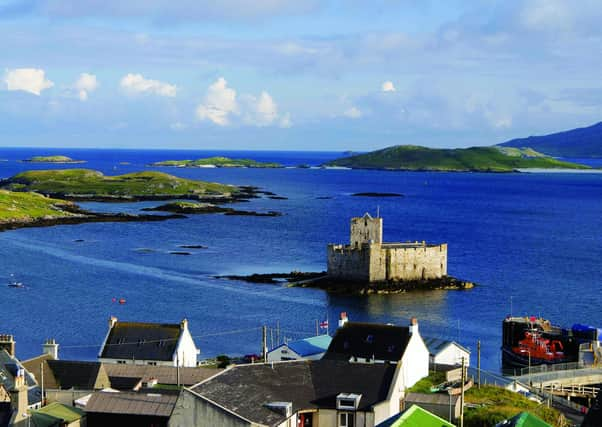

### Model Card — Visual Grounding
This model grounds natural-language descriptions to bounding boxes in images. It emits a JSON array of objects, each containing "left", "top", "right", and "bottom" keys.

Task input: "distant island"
[
  {"left": 0, "top": 169, "right": 247, "bottom": 202},
  {"left": 499, "top": 121, "right": 602, "bottom": 158},
  {"left": 150, "top": 156, "right": 282, "bottom": 168},
  {"left": 325, "top": 145, "right": 589, "bottom": 172},
  {"left": 22, "top": 155, "right": 86, "bottom": 164}
]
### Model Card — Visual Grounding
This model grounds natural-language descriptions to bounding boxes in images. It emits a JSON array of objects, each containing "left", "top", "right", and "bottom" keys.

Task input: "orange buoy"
[{"left": 118, "top": 298, "right": 126, "bottom": 304}]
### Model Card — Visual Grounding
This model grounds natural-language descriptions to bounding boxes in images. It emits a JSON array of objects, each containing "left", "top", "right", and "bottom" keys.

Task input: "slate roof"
[
  {"left": 422, "top": 336, "right": 470, "bottom": 356},
  {"left": 0, "top": 349, "right": 42, "bottom": 406},
  {"left": 85, "top": 391, "right": 177, "bottom": 417},
  {"left": 324, "top": 322, "right": 411, "bottom": 362},
  {"left": 46, "top": 360, "right": 108, "bottom": 390},
  {"left": 100, "top": 322, "right": 181, "bottom": 362},
  {"left": 405, "top": 392, "right": 459, "bottom": 406},
  {"left": 191, "top": 359, "right": 397, "bottom": 427},
  {"left": 276, "top": 335, "right": 332, "bottom": 357},
  {"left": 103, "top": 364, "right": 218, "bottom": 389}
]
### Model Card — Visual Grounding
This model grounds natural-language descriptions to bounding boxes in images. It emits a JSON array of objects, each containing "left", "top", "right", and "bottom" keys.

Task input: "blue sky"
[{"left": 1, "top": 0, "right": 601, "bottom": 150}]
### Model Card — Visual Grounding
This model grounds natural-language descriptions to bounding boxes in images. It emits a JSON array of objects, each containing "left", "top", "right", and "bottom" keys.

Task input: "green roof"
[
  {"left": 377, "top": 404, "right": 454, "bottom": 427},
  {"left": 504, "top": 412, "right": 552, "bottom": 427},
  {"left": 32, "top": 402, "right": 85, "bottom": 425}
]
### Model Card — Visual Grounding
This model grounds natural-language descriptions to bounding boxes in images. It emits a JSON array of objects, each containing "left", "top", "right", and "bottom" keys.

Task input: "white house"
[
  {"left": 98, "top": 317, "right": 199, "bottom": 367},
  {"left": 422, "top": 336, "right": 471, "bottom": 367},
  {"left": 267, "top": 335, "right": 332, "bottom": 362}
]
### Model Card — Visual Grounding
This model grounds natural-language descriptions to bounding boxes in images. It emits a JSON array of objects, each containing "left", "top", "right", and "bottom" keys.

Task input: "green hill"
[
  {"left": 1, "top": 169, "right": 238, "bottom": 200},
  {"left": 326, "top": 145, "right": 589, "bottom": 172},
  {"left": 499, "top": 121, "right": 602, "bottom": 158},
  {"left": 0, "top": 190, "right": 78, "bottom": 222},
  {"left": 151, "top": 156, "right": 282, "bottom": 168}
]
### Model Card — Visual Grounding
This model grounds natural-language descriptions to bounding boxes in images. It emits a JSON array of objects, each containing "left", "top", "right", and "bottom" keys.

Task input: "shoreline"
[{"left": 217, "top": 272, "right": 475, "bottom": 295}]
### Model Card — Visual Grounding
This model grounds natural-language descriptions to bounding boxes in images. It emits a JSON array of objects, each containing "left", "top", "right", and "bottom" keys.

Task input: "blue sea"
[{"left": 1, "top": 147, "right": 601, "bottom": 372}]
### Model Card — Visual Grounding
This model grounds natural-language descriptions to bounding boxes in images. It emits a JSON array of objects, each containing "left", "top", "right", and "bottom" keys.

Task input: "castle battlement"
[{"left": 327, "top": 214, "right": 447, "bottom": 283}]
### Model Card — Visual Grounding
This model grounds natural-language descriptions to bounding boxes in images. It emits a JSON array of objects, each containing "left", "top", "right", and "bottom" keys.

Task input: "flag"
[{"left": 319, "top": 320, "right": 329, "bottom": 329}]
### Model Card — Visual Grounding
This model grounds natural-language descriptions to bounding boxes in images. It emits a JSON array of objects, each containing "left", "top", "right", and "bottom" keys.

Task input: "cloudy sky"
[{"left": 1, "top": 0, "right": 601, "bottom": 150}]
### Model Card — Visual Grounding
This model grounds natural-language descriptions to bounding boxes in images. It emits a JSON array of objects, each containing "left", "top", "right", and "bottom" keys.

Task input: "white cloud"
[
  {"left": 120, "top": 73, "right": 176, "bottom": 97},
  {"left": 343, "top": 106, "right": 363, "bottom": 119},
  {"left": 196, "top": 77, "right": 238, "bottom": 126},
  {"left": 279, "top": 112, "right": 292, "bottom": 128},
  {"left": 381, "top": 81, "right": 396, "bottom": 92},
  {"left": 74, "top": 73, "right": 98, "bottom": 101},
  {"left": 4, "top": 68, "right": 54, "bottom": 95},
  {"left": 244, "top": 91, "right": 279, "bottom": 126},
  {"left": 196, "top": 78, "right": 290, "bottom": 128}
]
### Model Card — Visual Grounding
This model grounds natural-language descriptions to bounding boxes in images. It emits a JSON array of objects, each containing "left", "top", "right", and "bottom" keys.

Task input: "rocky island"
[
  {"left": 22, "top": 155, "right": 86, "bottom": 164},
  {"left": 150, "top": 156, "right": 282, "bottom": 168},
  {"left": 143, "top": 201, "right": 282, "bottom": 217},
  {"left": 325, "top": 145, "right": 589, "bottom": 172},
  {"left": 0, "top": 169, "right": 248, "bottom": 202}
]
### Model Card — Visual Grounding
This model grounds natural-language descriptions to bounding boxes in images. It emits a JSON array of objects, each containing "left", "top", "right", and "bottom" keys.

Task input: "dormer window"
[{"left": 336, "top": 393, "right": 362, "bottom": 411}]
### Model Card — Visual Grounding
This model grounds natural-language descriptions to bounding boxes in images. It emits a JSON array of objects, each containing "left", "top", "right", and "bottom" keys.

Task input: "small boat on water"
[{"left": 7, "top": 281, "right": 25, "bottom": 288}]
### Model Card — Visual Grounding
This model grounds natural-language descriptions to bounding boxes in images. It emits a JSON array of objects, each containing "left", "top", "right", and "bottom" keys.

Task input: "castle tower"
[{"left": 350, "top": 213, "right": 382, "bottom": 247}]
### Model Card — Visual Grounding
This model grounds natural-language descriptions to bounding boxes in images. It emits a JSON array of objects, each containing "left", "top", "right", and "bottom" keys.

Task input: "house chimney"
[
  {"left": 42, "top": 338, "right": 59, "bottom": 360},
  {"left": 338, "top": 312, "right": 349, "bottom": 328},
  {"left": 9, "top": 368, "right": 29, "bottom": 425},
  {"left": 0, "top": 334, "right": 15, "bottom": 357},
  {"left": 180, "top": 318, "right": 188, "bottom": 331},
  {"left": 409, "top": 317, "right": 419, "bottom": 335},
  {"left": 109, "top": 316, "right": 118, "bottom": 329}
]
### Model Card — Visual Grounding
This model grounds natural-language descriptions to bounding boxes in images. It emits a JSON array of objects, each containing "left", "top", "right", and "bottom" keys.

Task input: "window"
[
  {"left": 147, "top": 361, "right": 157, "bottom": 366},
  {"left": 339, "top": 412, "right": 354, "bottom": 427},
  {"left": 117, "top": 360, "right": 126, "bottom": 364}
]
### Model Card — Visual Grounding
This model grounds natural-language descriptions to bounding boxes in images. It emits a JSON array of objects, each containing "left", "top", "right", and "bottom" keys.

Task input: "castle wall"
[
  {"left": 327, "top": 243, "right": 447, "bottom": 283},
  {"left": 327, "top": 244, "right": 371, "bottom": 281},
  {"left": 380, "top": 244, "right": 447, "bottom": 281}
]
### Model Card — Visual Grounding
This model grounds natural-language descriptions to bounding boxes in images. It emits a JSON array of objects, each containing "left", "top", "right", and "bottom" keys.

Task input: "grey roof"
[
  {"left": 103, "top": 364, "right": 219, "bottom": 388},
  {"left": 405, "top": 392, "right": 459, "bottom": 405},
  {"left": 0, "top": 349, "right": 42, "bottom": 406},
  {"left": 100, "top": 322, "right": 182, "bottom": 362},
  {"left": 85, "top": 391, "right": 177, "bottom": 417},
  {"left": 324, "top": 322, "right": 411, "bottom": 362},
  {"left": 192, "top": 359, "right": 396, "bottom": 427},
  {"left": 47, "top": 360, "right": 104, "bottom": 390},
  {"left": 422, "top": 336, "right": 470, "bottom": 356}
]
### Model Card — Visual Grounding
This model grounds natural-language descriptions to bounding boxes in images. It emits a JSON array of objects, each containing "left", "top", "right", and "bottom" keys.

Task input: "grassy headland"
[
  {"left": 23, "top": 155, "right": 85, "bottom": 163},
  {"left": 151, "top": 156, "right": 282, "bottom": 168},
  {"left": 0, "top": 190, "right": 78, "bottom": 222},
  {"left": 0, "top": 169, "right": 240, "bottom": 201},
  {"left": 325, "top": 145, "right": 589, "bottom": 172}
]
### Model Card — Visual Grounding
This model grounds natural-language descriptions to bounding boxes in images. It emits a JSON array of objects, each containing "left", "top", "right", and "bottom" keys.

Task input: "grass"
[
  {"left": 2, "top": 169, "right": 237, "bottom": 199},
  {"left": 326, "top": 145, "right": 590, "bottom": 171},
  {"left": 152, "top": 156, "right": 282, "bottom": 168},
  {"left": 0, "top": 189, "right": 76, "bottom": 221},
  {"left": 464, "top": 386, "right": 565, "bottom": 427},
  {"left": 407, "top": 370, "right": 448, "bottom": 393}
]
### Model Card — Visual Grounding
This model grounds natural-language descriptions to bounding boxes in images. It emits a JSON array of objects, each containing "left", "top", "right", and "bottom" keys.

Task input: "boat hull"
[{"left": 501, "top": 346, "right": 572, "bottom": 369}]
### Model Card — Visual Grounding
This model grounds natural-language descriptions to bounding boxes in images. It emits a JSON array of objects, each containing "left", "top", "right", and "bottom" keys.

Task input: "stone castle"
[{"left": 327, "top": 213, "right": 447, "bottom": 282}]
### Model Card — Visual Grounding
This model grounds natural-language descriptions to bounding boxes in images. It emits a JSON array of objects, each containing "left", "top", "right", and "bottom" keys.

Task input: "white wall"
[
  {"left": 433, "top": 344, "right": 470, "bottom": 367},
  {"left": 401, "top": 332, "right": 429, "bottom": 389},
  {"left": 267, "top": 346, "right": 301, "bottom": 362},
  {"left": 175, "top": 327, "right": 200, "bottom": 367}
]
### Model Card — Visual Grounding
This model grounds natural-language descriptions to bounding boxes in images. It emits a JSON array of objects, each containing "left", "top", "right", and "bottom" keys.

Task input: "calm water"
[{"left": 1, "top": 148, "right": 601, "bottom": 372}]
